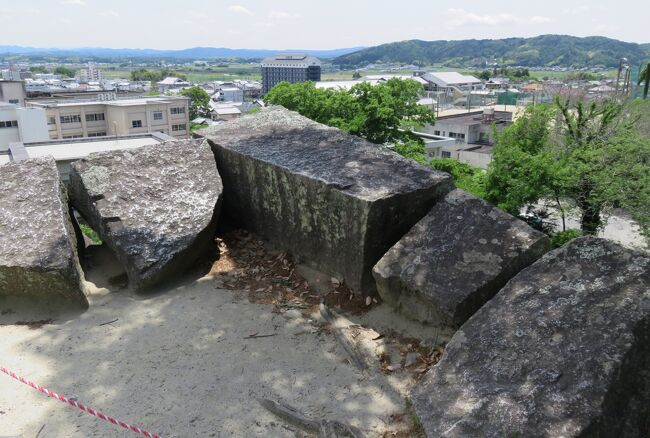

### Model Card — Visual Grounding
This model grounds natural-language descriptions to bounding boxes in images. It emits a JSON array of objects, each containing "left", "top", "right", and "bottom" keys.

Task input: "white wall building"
[
  {"left": 0, "top": 103, "right": 49, "bottom": 151},
  {"left": 0, "top": 80, "right": 27, "bottom": 106},
  {"left": 27, "top": 95, "right": 190, "bottom": 140}
]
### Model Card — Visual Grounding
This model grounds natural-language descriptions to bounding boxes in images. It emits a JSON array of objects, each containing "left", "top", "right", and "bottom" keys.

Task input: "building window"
[
  {"left": 170, "top": 107, "right": 185, "bottom": 115},
  {"left": 441, "top": 151, "right": 452, "bottom": 158},
  {"left": 62, "top": 134, "right": 83, "bottom": 139},
  {"left": 172, "top": 124, "right": 187, "bottom": 132},
  {"left": 153, "top": 111, "right": 163, "bottom": 120},
  {"left": 88, "top": 132, "right": 107, "bottom": 137},
  {"left": 433, "top": 130, "right": 440, "bottom": 135},
  {"left": 0, "top": 120, "right": 18, "bottom": 128},
  {"left": 85, "top": 113, "right": 105, "bottom": 122},
  {"left": 60, "top": 114, "right": 82, "bottom": 124},
  {"left": 8, "top": 99, "right": 19, "bottom": 104},
  {"left": 48, "top": 116, "right": 56, "bottom": 125},
  {"left": 132, "top": 120, "right": 143, "bottom": 128}
]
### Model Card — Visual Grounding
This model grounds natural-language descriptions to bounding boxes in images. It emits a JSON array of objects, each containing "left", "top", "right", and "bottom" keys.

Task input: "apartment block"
[
  {"left": 27, "top": 96, "right": 190, "bottom": 140},
  {"left": 261, "top": 54, "right": 321, "bottom": 94},
  {"left": 78, "top": 63, "right": 103, "bottom": 83}
]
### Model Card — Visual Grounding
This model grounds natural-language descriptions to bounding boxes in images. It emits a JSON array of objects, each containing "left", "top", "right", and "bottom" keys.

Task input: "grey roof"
[{"left": 261, "top": 53, "right": 321, "bottom": 67}]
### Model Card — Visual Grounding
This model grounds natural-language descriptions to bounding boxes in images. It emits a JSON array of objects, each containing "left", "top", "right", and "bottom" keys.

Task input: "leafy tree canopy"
[
  {"left": 179, "top": 86, "right": 211, "bottom": 119},
  {"left": 53, "top": 66, "right": 76, "bottom": 78},
  {"left": 486, "top": 99, "right": 650, "bottom": 238},
  {"left": 264, "top": 79, "right": 434, "bottom": 145}
]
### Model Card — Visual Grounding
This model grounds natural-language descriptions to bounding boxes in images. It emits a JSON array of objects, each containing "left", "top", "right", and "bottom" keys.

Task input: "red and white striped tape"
[{"left": 1, "top": 366, "right": 162, "bottom": 438}]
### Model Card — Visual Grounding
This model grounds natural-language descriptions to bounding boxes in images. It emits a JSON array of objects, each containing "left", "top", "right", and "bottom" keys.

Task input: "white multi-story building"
[
  {"left": 0, "top": 103, "right": 49, "bottom": 151},
  {"left": 27, "top": 95, "right": 190, "bottom": 140},
  {"left": 78, "top": 63, "right": 103, "bottom": 83}
]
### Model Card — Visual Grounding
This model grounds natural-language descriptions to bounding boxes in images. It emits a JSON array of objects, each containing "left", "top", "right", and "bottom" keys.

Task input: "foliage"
[
  {"left": 54, "top": 66, "right": 76, "bottom": 78},
  {"left": 264, "top": 78, "right": 435, "bottom": 144},
  {"left": 550, "top": 229, "right": 582, "bottom": 248},
  {"left": 486, "top": 98, "right": 650, "bottom": 239},
  {"left": 485, "top": 104, "right": 559, "bottom": 215},
  {"left": 333, "top": 35, "right": 649, "bottom": 69},
  {"left": 637, "top": 62, "right": 650, "bottom": 99},
  {"left": 190, "top": 122, "right": 206, "bottom": 133},
  {"left": 130, "top": 68, "right": 188, "bottom": 82},
  {"left": 79, "top": 224, "right": 102, "bottom": 245},
  {"left": 179, "top": 86, "right": 211, "bottom": 119},
  {"left": 393, "top": 140, "right": 427, "bottom": 164},
  {"left": 429, "top": 159, "right": 487, "bottom": 199},
  {"left": 477, "top": 70, "right": 491, "bottom": 80},
  {"left": 29, "top": 65, "right": 48, "bottom": 73}
]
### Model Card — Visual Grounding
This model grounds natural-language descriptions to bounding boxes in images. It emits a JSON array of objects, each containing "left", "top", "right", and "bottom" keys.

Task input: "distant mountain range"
[
  {"left": 334, "top": 35, "right": 650, "bottom": 68},
  {"left": 0, "top": 46, "right": 364, "bottom": 60}
]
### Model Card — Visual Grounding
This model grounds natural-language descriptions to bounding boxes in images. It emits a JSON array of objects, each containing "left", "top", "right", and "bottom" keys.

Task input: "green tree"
[
  {"left": 478, "top": 70, "right": 491, "bottom": 81},
  {"left": 486, "top": 98, "right": 650, "bottom": 238},
  {"left": 29, "top": 66, "right": 48, "bottom": 74},
  {"left": 638, "top": 62, "right": 650, "bottom": 100},
  {"left": 264, "top": 78, "right": 434, "bottom": 145},
  {"left": 179, "top": 86, "right": 211, "bottom": 119},
  {"left": 54, "top": 66, "right": 76, "bottom": 78},
  {"left": 486, "top": 104, "right": 561, "bottom": 216}
]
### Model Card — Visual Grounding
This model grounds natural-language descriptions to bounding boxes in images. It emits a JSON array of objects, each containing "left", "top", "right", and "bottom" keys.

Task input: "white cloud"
[
  {"left": 270, "top": 11, "right": 302, "bottom": 19},
  {"left": 530, "top": 15, "right": 552, "bottom": 24},
  {"left": 99, "top": 9, "right": 119, "bottom": 17},
  {"left": 60, "top": 0, "right": 87, "bottom": 6},
  {"left": 229, "top": 5, "right": 253, "bottom": 16},
  {"left": 446, "top": 8, "right": 519, "bottom": 27}
]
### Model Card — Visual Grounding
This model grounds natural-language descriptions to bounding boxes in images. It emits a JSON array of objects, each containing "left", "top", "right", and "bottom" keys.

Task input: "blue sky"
[{"left": 0, "top": 0, "right": 645, "bottom": 49}]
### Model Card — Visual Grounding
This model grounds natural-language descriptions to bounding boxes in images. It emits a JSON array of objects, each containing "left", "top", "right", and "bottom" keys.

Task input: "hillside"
[{"left": 334, "top": 35, "right": 650, "bottom": 68}]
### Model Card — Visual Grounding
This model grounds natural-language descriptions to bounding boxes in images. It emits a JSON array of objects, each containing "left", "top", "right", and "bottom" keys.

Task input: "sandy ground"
[{"left": 0, "top": 245, "right": 437, "bottom": 438}]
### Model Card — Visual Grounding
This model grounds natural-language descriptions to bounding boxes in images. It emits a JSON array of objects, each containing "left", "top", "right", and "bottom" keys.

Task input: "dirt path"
[{"left": 0, "top": 241, "right": 438, "bottom": 437}]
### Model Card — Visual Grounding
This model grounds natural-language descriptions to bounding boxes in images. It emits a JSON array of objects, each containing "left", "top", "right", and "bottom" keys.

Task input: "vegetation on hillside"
[{"left": 334, "top": 35, "right": 650, "bottom": 68}]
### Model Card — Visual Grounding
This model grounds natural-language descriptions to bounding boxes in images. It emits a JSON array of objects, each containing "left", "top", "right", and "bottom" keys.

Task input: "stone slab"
[
  {"left": 412, "top": 237, "right": 650, "bottom": 437},
  {"left": 373, "top": 189, "right": 549, "bottom": 328},
  {"left": 197, "top": 106, "right": 453, "bottom": 295},
  {"left": 69, "top": 139, "right": 222, "bottom": 291},
  {"left": 0, "top": 157, "right": 87, "bottom": 306}
]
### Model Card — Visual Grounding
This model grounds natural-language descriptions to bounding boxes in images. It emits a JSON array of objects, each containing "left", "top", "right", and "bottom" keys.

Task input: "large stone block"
[
  {"left": 373, "top": 189, "right": 549, "bottom": 328},
  {"left": 0, "top": 157, "right": 87, "bottom": 306},
  {"left": 412, "top": 237, "right": 650, "bottom": 437},
  {"left": 69, "top": 139, "right": 222, "bottom": 291},
  {"left": 198, "top": 106, "right": 453, "bottom": 295}
]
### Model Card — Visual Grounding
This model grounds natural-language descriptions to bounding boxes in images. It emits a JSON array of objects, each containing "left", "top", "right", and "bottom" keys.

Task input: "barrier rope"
[{"left": 1, "top": 366, "right": 161, "bottom": 438}]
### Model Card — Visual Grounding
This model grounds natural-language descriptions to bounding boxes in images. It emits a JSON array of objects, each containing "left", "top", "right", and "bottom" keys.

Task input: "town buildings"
[
  {"left": 157, "top": 77, "right": 190, "bottom": 92},
  {"left": 261, "top": 54, "right": 321, "bottom": 94},
  {"left": 78, "top": 63, "right": 103, "bottom": 83},
  {"left": 27, "top": 95, "right": 190, "bottom": 140},
  {"left": 419, "top": 109, "right": 513, "bottom": 168}
]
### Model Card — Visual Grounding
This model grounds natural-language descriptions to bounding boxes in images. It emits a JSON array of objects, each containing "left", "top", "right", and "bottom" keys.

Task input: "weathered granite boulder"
[
  {"left": 197, "top": 106, "right": 453, "bottom": 295},
  {"left": 69, "top": 139, "right": 222, "bottom": 291},
  {"left": 412, "top": 237, "right": 650, "bottom": 437},
  {"left": 0, "top": 157, "right": 87, "bottom": 306},
  {"left": 373, "top": 189, "right": 549, "bottom": 328}
]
